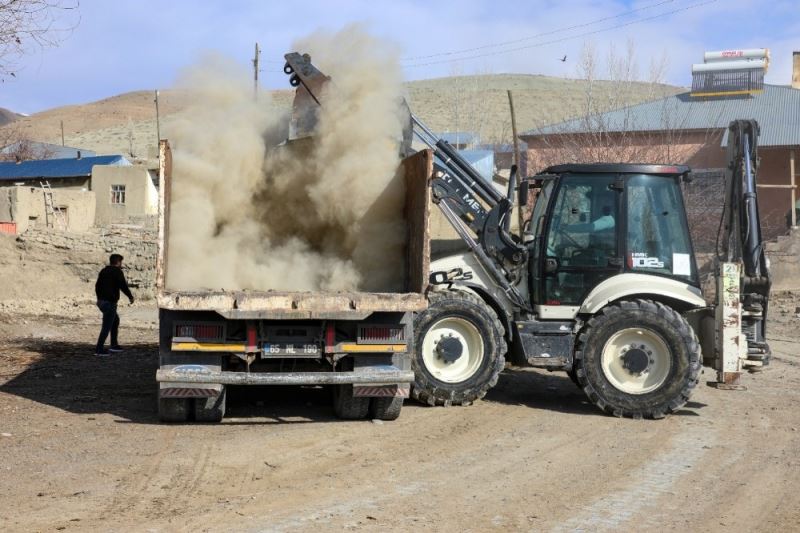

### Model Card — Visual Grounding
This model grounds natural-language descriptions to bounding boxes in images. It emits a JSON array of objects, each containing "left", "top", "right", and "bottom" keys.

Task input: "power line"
[
  {"left": 401, "top": 0, "right": 676, "bottom": 62},
  {"left": 403, "top": 0, "right": 718, "bottom": 68}
]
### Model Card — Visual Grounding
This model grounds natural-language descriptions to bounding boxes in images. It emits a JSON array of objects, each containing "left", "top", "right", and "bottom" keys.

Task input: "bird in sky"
[{"left": 559, "top": 55, "right": 567, "bottom": 62}]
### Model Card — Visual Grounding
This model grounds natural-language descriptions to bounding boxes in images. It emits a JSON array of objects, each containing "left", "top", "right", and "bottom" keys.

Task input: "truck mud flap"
[
  {"left": 353, "top": 384, "right": 410, "bottom": 398},
  {"left": 159, "top": 383, "right": 222, "bottom": 398}
]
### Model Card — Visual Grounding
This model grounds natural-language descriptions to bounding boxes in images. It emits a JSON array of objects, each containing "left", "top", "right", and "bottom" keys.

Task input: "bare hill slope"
[
  {"left": 0, "top": 107, "right": 22, "bottom": 127},
  {"left": 0, "top": 75, "right": 682, "bottom": 158}
]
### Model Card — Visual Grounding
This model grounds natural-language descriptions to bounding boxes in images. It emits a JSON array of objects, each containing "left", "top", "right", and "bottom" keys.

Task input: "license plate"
[{"left": 262, "top": 343, "right": 321, "bottom": 357}]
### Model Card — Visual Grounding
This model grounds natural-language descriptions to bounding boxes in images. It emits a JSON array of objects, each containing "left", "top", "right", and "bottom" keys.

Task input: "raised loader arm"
[
  {"left": 282, "top": 51, "right": 529, "bottom": 311},
  {"left": 411, "top": 116, "right": 530, "bottom": 311}
]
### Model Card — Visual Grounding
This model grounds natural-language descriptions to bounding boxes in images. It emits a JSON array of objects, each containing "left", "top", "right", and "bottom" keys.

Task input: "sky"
[{"left": 1, "top": 0, "right": 798, "bottom": 114}]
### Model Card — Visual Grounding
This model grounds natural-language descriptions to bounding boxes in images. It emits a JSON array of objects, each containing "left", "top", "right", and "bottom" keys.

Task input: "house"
[
  {"left": 0, "top": 141, "right": 96, "bottom": 160},
  {"left": 520, "top": 50, "right": 800, "bottom": 240},
  {"left": 0, "top": 154, "right": 130, "bottom": 189},
  {"left": 0, "top": 185, "right": 95, "bottom": 233},
  {"left": 0, "top": 154, "right": 156, "bottom": 231},
  {"left": 91, "top": 165, "right": 159, "bottom": 226}
]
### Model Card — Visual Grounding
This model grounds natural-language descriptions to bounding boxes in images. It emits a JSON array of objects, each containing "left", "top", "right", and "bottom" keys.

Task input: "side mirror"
[{"left": 518, "top": 181, "right": 529, "bottom": 207}]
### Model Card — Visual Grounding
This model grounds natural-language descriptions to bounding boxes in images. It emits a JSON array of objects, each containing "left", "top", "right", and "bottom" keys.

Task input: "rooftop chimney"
[{"left": 793, "top": 51, "right": 800, "bottom": 89}]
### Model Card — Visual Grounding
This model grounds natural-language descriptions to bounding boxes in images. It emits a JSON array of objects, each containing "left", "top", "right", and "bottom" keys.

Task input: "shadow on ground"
[
  {"left": 0, "top": 338, "right": 704, "bottom": 423},
  {"left": 485, "top": 367, "right": 705, "bottom": 418}
]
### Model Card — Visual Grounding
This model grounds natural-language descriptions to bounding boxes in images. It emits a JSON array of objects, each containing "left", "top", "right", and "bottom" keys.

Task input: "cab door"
[{"left": 539, "top": 174, "right": 623, "bottom": 309}]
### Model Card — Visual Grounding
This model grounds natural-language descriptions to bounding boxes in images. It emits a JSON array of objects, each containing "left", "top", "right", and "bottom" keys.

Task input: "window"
[
  {"left": 626, "top": 174, "right": 696, "bottom": 283},
  {"left": 110, "top": 184, "right": 126, "bottom": 205}
]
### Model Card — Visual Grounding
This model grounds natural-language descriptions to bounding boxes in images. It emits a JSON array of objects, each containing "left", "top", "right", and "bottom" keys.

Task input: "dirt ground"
[{"left": 0, "top": 295, "right": 798, "bottom": 533}]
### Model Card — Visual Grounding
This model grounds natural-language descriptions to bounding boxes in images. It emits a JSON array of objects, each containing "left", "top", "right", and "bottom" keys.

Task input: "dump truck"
[{"left": 153, "top": 84, "right": 433, "bottom": 422}]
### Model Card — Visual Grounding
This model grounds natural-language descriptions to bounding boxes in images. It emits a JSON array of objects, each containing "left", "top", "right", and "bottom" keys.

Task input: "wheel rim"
[
  {"left": 600, "top": 327, "right": 672, "bottom": 395},
  {"left": 421, "top": 317, "right": 485, "bottom": 384}
]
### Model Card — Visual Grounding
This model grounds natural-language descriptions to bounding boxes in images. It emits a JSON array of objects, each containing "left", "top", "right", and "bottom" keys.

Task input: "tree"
[
  {"left": 0, "top": 123, "right": 54, "bottom": 160},
  {"left": 0, "top": 0, "right": 79, "bottom": 81},
  {"left": 524, "top": 40, "right": 704, "bottom": 170}
]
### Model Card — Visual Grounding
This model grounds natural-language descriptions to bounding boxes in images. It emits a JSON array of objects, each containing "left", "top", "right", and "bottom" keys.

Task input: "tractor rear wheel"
[
  {"left": 412, "top": 290, "right": 506, "bottom": 406},
  {"left": 574, "top": 299, "right": 700, "bottom": 419}
]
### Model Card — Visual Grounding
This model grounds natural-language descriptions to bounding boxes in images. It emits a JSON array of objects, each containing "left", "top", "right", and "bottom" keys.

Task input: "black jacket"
[{"left": 95, "top": 265, "right": 133, "bottom": 303}]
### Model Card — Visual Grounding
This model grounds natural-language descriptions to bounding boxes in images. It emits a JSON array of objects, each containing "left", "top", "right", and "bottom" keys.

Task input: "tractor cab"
[{"left": 522, "top": 164, "right": 699, "bottom": 309}]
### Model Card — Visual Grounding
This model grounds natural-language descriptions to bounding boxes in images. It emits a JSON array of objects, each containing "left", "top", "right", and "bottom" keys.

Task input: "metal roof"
[
  {"left": 0, "top": 155, "right": 130, "bottom": 181},
  {"left": 437, "top": 132, "right": 480, "bottom": 146},
  {"left": 0, "top": 141, "right": 96, "bottom": 160},
  {"left": 542, "top": 163, "right": 690, "bottom": 176},
  {"left": 524, "top": 84, "right": 800, "bottom": 147}
]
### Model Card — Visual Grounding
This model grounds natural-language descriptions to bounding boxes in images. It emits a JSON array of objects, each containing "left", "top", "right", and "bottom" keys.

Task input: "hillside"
[
  {"left": 0, "top": 107, "right": 22, "bottom": 127},
  {"left": 0, "top": 74, "right": 683, "bottom": 159}
]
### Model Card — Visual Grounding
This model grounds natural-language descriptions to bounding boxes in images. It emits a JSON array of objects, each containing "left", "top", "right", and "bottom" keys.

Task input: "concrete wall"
[
  {"left": 766, "top": 227, "right": 800, "bottom": 290},
  {"left": 91, "top": 165, "right": 158, "bottom": 226},
  {"left": 0, "top": 185, "right": 95, "bottom": 233}
]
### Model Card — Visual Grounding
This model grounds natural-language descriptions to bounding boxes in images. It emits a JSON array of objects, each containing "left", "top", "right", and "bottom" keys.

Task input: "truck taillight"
[
  {"left": 358, "top": 325, "right": 405, "bottom": 344},
  {"left": 174, "top": 323, "right": 224, "bottom": 341}
]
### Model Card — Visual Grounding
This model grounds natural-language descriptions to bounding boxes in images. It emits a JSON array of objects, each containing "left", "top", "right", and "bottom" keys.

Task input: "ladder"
[{"left": 39, "top": 181, "right": 67, "bottom": 230}]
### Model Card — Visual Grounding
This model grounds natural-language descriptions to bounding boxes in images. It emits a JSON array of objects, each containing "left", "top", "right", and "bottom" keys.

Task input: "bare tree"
[
  {"left": 0, "top": 123, "right": 55, "bottom": 160},
  {"left": 0, "top": 0, "right": 79, "bottom": 81},
  {"left": 526, "top": 40, "right": 719, "bottom": 170}
]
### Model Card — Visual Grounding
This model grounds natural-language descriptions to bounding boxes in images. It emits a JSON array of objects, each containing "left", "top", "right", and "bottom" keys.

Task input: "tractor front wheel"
[{"left": 573, "top": 299, "right": 701, "bottom": 419}]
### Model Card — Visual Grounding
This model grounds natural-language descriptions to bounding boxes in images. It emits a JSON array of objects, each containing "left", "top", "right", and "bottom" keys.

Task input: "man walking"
[{"left": 95, "top": 253, "right": 134, "bottom": 356}]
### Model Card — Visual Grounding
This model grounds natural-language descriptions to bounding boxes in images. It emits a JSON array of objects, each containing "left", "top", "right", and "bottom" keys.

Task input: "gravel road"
[{"left": 0, "top": 302, "right": 798, "bottom": 532}]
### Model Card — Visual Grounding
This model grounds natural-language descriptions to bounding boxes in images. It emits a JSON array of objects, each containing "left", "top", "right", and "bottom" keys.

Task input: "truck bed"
[{"left": 155, "top": 142, "right": 433, "bottom": 315}]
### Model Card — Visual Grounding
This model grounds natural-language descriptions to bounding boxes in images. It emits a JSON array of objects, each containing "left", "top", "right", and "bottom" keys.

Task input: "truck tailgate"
[{"left": 157, "top": 289, "right": 426, "bottom": 319}]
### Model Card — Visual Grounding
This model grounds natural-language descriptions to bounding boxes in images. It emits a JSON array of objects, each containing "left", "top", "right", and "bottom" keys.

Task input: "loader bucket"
[
  {"left": 282, "top": 51, "right": 414, "bottom": 154},
  {"left": 284, "top": 52, "right": 331, "bottom": 141}
]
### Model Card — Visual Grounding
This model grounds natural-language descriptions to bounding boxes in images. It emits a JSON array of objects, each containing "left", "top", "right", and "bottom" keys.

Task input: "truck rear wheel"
[
  {"left": 574, "top": 299, "right": 701, "bottom": 419},
  {"left": 158, "top": 397, "right": 191, "bottom": 423},
  {"left": 369, "top": 396, "right": 403, "bottom": 421},
  {"left": 412, "top": 290, "right": 506, "bottom": 406},
  {"left": 332, "top": 385, "right": 370, "bottom": 420},
  {"left": 194, "top": 387, "right": 226, "bottom": 423}
]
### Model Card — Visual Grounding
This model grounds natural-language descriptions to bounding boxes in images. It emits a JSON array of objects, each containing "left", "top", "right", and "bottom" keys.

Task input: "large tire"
[
  {"left": 332, "top": 385, "right": 370, "bottom": 420},
  {"left": 412, "top": 290, "right": 507, "bottom": 406},
  {"left": 158, "top": 397, "right": 191, "bottom": 423},
  {"left": 369, "top": 396, "right": 403, "bottom": 421},
  {"left": 194, "top": 387, "right": 226, "bottom": 423},
  {"left": 574, "top": 299, "right": 701, "bottom": 419},
  {"left": 566, "top": 368, "right": 581, "bottom": 389}
]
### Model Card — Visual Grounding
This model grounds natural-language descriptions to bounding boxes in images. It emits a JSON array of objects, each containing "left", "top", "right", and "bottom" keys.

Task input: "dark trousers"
[{"left": 96, "top": 300, "right": 119, "bottom": 352}]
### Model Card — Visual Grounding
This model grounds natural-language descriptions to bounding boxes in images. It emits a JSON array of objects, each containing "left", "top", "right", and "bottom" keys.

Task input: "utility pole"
[
  {"left": 60, "top": 120, "right": 65, "bottom": 146},
  {"left": 507, "top": 90, "right": 524, "bottom": 231},
  {"left": 154, "top": 90, "right": 161, "bottom": 158},
  {"left": 253, "top": 42, "right": 261, "bottom": 101}
]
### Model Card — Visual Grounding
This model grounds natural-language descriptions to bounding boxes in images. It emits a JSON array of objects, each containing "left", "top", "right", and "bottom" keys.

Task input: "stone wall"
[{"left": 17, "top": 226, "right": 158, "bottom": 297}]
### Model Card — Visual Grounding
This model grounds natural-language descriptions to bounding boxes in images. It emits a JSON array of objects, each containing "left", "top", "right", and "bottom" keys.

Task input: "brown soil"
[{"left": 0, "top": 294, "right": 798, "bottom": 531}]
